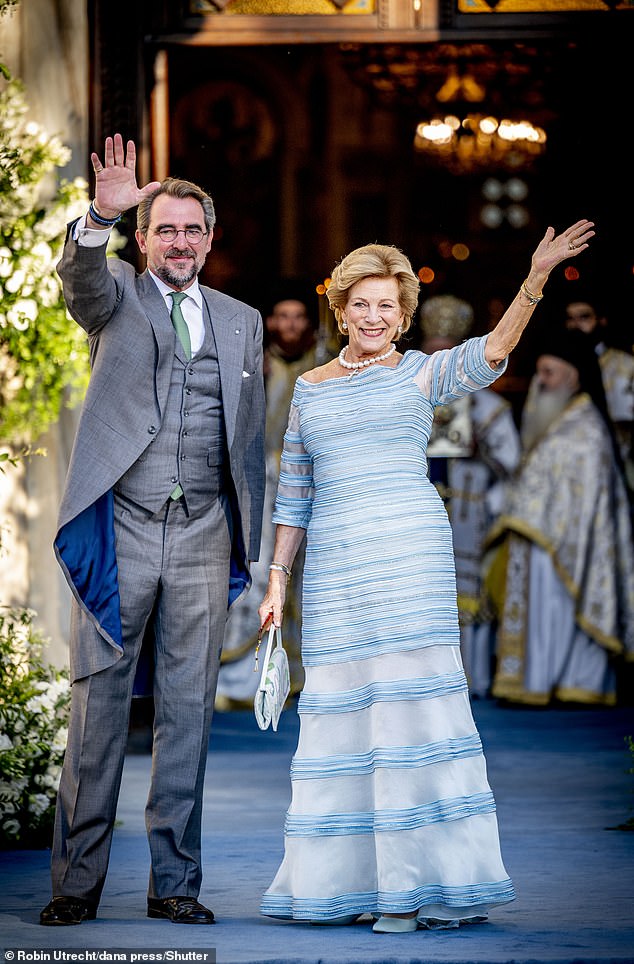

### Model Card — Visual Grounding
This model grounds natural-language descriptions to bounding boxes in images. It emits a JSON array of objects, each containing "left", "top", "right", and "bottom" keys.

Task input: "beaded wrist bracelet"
[{"left": 88, "top": 201, "right": 122, "bottom": 226}]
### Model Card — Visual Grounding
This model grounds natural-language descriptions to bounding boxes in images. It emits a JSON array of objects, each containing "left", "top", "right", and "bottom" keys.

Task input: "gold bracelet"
[
  {"left": 269, "top": 562, "right": 291, "bottom": 578},
  {"left": 520, "top": 279, "right": 543, "bottom": 306}
]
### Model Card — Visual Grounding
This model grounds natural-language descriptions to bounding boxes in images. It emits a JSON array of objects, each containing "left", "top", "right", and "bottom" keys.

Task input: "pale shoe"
[
  {"left": 416, "top": 900, "right": 489, "bottom": 928},
  {"left": 416, "top": 916, "right": 459, "bottom": 929},
  {"left": 417, "top": 913, "right": 488, "bottom": 929},
  {"left": 372, "top": 915, "right": 418, "bottom": 933}
]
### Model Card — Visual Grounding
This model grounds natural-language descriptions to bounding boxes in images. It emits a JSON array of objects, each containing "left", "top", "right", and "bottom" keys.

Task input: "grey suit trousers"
[{"left": 51, "top": 491, "right": 231, "bottom": 905}]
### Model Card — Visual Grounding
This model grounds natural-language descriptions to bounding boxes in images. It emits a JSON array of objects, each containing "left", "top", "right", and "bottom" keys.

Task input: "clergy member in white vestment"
[
  {"left": 564, "top": 292, "right": 634, "bottom": 497},
  {"left": 421, "top": 295, "right": 521, "bottom": 698},
  {"left": 486, "top": 327, "right": 634, "bottom": 705}
]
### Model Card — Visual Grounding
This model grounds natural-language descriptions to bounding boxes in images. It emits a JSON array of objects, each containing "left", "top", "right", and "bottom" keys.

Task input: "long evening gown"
[{"left": 261, "top": 336, "right": 515, "bottom": 922}]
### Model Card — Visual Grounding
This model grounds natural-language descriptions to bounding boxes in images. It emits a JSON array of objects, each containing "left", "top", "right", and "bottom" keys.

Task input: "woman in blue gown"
[{"left": 258, "top": 221, "right": 594, "bottom": 933}]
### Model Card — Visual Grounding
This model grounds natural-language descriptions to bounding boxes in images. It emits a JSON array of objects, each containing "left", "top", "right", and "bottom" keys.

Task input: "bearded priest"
[{"left": 485, "top": 326, "right": 634, "bottom": 706}]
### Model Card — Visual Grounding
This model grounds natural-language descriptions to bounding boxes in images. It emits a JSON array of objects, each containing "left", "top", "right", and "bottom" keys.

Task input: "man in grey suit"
[{"left": 40, "top": 135, "right": 265, "bottom": 926}]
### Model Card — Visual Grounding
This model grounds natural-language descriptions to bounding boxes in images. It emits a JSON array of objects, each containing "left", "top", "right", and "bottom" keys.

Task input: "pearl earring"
[
  {"left": 397, "top": 325, "right": 403, "bottom": 336},
  {"left": 342, "top": 321, "right": 348, "bottom": 331}
]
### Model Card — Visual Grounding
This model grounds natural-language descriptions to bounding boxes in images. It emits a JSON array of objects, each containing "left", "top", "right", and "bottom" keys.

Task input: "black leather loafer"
[
  {"left": 40, "top": 896, "right": 96, "bottom": 926},
  {"left": 147, "top": 896, "right": 215, "bottom": 924}
]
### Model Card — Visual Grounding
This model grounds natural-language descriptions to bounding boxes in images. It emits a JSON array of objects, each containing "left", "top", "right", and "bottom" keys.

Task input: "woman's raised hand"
[{"left": 530, "top": 219, "right": 595, "bottom": 278}]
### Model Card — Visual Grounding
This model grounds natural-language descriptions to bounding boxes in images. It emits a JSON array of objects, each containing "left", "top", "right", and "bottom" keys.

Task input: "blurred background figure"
[
  {"left": 421, "top": 295, "right": 521, "bottom": 698},
  {"left": 486, "top": 327, "right": 634, "bottom": 706},
  {"left": 216, "top": 281, "right": 319, "bottom": 709},
  {"left": 564, "top": 290, "right": 634, "bottom": 497}
]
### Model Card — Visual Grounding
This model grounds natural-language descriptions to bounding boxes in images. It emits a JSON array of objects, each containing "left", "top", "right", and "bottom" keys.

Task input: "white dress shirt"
[{"left": 73, "top": 215, "right": 205, "bottom": 355}]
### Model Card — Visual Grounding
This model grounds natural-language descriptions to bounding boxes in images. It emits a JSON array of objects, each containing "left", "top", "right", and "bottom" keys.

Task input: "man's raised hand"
[{"left": 91, "top": 133, "right": 161, "bottom": 219}]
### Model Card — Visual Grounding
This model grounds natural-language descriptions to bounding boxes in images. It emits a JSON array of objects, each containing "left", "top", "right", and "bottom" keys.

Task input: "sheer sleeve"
[
  {"left": 413, "top": 333, "right": 508, "bottom": 406},
  {"left": 271, "top": 402, "right": 314, "bottom": 529}
]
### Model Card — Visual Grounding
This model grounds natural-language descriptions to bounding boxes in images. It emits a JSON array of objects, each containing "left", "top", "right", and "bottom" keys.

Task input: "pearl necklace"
[{"left": 338, "top": 343, "right": 396, "bottom": 376}]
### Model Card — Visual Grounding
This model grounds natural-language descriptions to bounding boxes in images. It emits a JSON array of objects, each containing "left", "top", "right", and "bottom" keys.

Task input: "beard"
[
  {"left": 521, "top": 380, "right": 575, "bottom": 451},
  {"left": 152, "top": 248, "right": 200, "bottom": 289}
]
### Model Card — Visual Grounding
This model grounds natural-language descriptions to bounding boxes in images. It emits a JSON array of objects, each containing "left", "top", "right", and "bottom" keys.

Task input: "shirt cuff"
[{"left": 72, "top": 213, "right": 112, "bottom": 247}]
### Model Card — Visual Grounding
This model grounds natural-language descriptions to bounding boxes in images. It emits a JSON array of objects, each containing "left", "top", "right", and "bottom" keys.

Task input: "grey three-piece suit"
[{"left": 51, "top": 228, "right": 265, "bottom": 905}]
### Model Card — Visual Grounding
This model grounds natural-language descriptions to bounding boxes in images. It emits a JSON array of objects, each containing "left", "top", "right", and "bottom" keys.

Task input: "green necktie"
[
  {"left": 169, "top": 291, "right": 191, "bottom": 360},
  {"left": 169, "top": 291, "right": 190, "bottom": 502}
]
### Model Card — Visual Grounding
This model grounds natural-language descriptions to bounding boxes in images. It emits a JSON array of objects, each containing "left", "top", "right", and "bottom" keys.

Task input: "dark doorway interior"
[{"left": 161, "top": 37, "right": 631, "bottom": 406}]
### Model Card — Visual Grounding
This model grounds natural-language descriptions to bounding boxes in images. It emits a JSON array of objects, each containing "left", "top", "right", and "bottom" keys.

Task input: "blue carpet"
[{"left": 1, "top": 701, "right": 633, "bottom": 963}]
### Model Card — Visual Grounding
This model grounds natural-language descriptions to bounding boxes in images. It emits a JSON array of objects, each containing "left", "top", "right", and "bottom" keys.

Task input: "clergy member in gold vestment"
[{"left": 486, "top": 327, "right": 634, "bottom": 706}]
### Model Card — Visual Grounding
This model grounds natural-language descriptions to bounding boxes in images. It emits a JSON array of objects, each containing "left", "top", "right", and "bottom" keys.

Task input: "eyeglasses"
[{"left": 153, "top": 227, "right": 208, "bottom": 244}]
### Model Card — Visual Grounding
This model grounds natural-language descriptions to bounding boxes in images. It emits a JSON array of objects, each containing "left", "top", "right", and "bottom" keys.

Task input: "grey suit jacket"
[{"left": 54, "top": 227, "right": 266, "bottom": 679}]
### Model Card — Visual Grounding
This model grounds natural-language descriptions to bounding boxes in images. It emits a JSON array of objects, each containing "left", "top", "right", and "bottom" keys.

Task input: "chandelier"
[
  {"left": 341, "top": 43, "right": 552, "bottom": 175},
  {"left": 414, "top": 113, "right": 546, "bottom": 174}
]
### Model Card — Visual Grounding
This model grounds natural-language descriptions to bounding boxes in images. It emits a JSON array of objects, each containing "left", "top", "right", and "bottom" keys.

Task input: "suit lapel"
[
  {"left": 203, "top": 289, "right": 245, "bottom": 449},
  {"left": 137, "top": 271, "right": 176, "bottom": 418}
]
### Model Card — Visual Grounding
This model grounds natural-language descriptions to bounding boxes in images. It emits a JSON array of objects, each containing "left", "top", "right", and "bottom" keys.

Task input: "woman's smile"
[{"left": 342, "top": 276, "right": 404, "bottom": 360}]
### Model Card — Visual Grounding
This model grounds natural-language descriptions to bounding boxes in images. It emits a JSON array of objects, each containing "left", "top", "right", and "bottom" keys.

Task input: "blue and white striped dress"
[{"left": 261, "top": 337, "right": 515, "bottom": 922}]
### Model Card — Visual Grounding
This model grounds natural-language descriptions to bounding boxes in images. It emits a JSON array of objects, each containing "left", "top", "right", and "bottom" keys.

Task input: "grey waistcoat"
[{"left": 115, "top": 303, "right": 227, "bottom": 513}]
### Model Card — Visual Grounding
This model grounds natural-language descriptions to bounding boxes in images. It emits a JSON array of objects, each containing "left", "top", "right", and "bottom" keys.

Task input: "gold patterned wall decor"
[
  {"left": 179, "top": 0, "right": 430, "bottom": 41},
  {"left": 457, "top": 0, "right": 631, "bottom": 10},
  {"left": 190, "top": 0, "right": 376, "bottom": 13}
]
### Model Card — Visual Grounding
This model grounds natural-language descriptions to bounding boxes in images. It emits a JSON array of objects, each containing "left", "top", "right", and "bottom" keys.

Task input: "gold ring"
[{"left": 568, "top": 240, "right": 577, "bottom": 251}]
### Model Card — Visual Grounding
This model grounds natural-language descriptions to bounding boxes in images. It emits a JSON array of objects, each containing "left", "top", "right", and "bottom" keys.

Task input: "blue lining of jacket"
[
  {"left": 55, "top": 490, "right": 123, "bottom": 650},
  {"left": 56, "top": 490, "right": 249, "bottom": 656}
]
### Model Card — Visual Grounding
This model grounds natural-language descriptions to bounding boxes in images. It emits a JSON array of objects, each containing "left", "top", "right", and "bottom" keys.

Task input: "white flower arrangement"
[
  {"left": 0, "top": 608, "right": 70, "bottom": 848},
  {"left": 0, "top": 76, "right": 91, "bottom": 445}
]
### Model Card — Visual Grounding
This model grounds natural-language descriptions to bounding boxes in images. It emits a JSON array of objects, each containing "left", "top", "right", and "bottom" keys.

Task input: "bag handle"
[
  {"left": 255, "top": 619, "right": 282, "bottom": 678},
  {"left": 254, "top": 615, "right": 271, "bottom": 673},
  {"left": 256, "top": 625, "right": 283, "bottom": 694}
]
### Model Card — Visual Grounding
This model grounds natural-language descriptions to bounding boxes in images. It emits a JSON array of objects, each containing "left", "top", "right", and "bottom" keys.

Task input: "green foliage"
[
  {"left": 0, "top": 447, "right": 46, "bottom": 484},
  {"left": 0, "top": 14, "right": 77, "bottom": 851},
  {"left": 0, "top": 0, "right": 19, "bottom": 17},
  {"left": 0, "top": 607, "right": 70, "bottom": 849},
  {"left": 0, "top": 450, "right": 15, "bottom": 471},
  {"left": 0, "top": 77, "right": 90, "bottom": 445},
  {"left": 0, "top": 1, "right": 20, "bottom": 91}
]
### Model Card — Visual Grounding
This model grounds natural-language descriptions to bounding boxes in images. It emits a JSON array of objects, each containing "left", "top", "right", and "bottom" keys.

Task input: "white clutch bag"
[{"left": 254, "top": 622, "right": 290, "bottom": 732}]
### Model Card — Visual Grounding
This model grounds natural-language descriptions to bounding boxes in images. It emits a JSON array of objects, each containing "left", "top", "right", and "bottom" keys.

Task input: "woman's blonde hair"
[{"left": 326, "top": 244, "right": 420, "bottom": 336}]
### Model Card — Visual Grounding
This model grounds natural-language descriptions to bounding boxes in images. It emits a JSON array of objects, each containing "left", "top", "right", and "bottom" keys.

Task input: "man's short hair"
[{"left": 137, "top": 178, "right": 216, "bottom": 235}]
